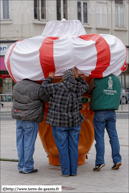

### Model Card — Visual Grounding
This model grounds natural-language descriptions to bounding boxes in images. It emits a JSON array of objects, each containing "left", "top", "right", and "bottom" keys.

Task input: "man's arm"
[
  {"left": 41, "top": 71, "right": 57, "bottom": 95},
  {"left": 74, "top": 67, "right": 89, "bottom": 94},
  {"left": 42, "top": 71, "right": 54, "bottom": 86},
  {"left": 76, "top": 76, "right": 89, "bottom": 94},
  {"left": 74, "top": 66, "right": 95, "bottom": 94},
  {"left": 88, "top": 78, "right": 95, "bottom": 92},
  {"left": 38, "top": 86, "right": 50, "bottom": 102}
]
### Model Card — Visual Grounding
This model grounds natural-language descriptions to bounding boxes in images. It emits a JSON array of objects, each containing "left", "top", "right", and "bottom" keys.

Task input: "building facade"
[{"left": 0, "top": 0, "right": 129, "bottom": 94}]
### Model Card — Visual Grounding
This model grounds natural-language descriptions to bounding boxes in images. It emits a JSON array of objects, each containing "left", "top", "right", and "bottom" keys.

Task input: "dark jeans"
[
  {"left": 52, "top": 125, "right": 81, "bottom": 175},
  {"left": 16, "top": 119, "right": 39, "bottom": 173},
  {"left": 93, "top": 110, "right": 121, "bottom": 165}
]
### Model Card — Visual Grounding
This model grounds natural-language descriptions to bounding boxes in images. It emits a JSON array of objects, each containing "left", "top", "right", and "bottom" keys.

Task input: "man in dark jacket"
[
  {"left": 42, "top": 67, "right": 94, "bottom": 176},
  {"left": 12, "top": 79, "right": 49, "bottom": 174}
]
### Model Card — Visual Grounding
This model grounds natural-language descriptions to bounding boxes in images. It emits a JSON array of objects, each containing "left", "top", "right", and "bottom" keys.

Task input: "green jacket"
[{"left": 90, "top": 74, "right": 121, "bottom": 111}]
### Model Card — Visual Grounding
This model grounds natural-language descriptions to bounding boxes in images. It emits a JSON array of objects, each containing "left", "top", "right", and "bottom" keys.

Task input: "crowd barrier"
[
  {"left": 0, "top": 93, "right": 128, "bottom": 118},
  {"left": 0, "top": 94, "right": 13, "bottom": 117}
]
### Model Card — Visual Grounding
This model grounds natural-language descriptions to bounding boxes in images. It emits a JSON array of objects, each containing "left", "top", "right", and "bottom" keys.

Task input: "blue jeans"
[
  {"left": 16, "top": 119, "right": 39, "bottom": 173},
  {"left": 52, "top": 125, "right": 81, "bottom": 175},
  {"left": 93, "top": 110, "right": 121, "bottom": 165}
]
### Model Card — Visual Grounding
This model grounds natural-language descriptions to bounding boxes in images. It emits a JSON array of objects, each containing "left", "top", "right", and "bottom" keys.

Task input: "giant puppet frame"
[{"left": 4, "top": 19, "right": 127, "bottom": 165}]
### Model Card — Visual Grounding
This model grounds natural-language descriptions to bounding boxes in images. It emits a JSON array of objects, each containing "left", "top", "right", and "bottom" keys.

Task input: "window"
[
  {"left": 115, "top": 0, "right": 124, "bottom": 27},
  {"left": 57, "top": 0, "right": 68, "bottom": 20},
  {"left": 77, "top": 1, "right": 88, "bottom": 24},
  {"left": 115, "top": 0, "right": 123, "bottom": 4},
  {"left": 0, "top": 0, "right": 9, "bottom": 20},
  {"left": 34, "top": 0, "right": 46, "bottom": 20},
  {"left": 96, "top": 2, "right": 107, "bottom": 28},
  {"left": 119, "top": 71, "right": 129, "bottom": 89}
]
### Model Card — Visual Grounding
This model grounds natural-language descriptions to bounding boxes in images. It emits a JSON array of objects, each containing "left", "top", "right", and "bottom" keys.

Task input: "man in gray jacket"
[{"left": 12, "top": 79, "right": 49, "bottom": 174}]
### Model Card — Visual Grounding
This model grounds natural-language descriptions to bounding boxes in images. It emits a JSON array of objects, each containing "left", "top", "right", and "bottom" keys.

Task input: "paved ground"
[
  {"left": 1, "top": 102, "right": 129, "bottom": 113},
  {"left": 0, "top": 117, "right": 128, "bottom": 193}
]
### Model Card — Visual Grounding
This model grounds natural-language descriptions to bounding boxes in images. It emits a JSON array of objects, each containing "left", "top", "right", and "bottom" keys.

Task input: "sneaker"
[
  {"left": 61, "top": 174, "right": 69, "bottom": 177},
  {"left": 22, "top": 169, "right": 38, "bottom": 174},
  {"left": 93, "top": 164, "right": 105, "bottom": 171},
  {"left": 112, "top": 162, "right": 122, "bottom": 170}
]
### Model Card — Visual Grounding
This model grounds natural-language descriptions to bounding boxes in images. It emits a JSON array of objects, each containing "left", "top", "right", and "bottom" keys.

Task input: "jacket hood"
[{"left": 63, "top": 78, "right": 80, "bottom": 93}]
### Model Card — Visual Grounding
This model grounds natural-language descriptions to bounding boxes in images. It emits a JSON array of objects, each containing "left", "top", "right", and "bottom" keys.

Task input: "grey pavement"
[{"left": 0, "top": 116, "right": 128, "bottom": 193}]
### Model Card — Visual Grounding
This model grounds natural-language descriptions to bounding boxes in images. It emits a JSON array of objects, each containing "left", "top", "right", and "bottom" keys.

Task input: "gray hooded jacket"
[{"left": 12, "top": 79, "right": 50, "bottom": 122}]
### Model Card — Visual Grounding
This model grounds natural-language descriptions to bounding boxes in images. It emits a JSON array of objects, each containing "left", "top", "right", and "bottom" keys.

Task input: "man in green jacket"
[{"left": 90, "top": 74, "right": 122, "bottom": 171}]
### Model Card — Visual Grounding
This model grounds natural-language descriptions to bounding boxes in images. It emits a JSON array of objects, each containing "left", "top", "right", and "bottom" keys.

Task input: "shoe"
[
  {"left": 61, "top": 174, "right": 69, "bottom": 177},
  {"left": 70, "top": 174, "right": 77, "bottom": 176},
  {"left": 112, "top": 162, "right": 122, "bottom": 170},
  {"left": 22, "top": 169, "right": 38, "bottom": 174},
  {"left": 93, "top": 164, "right": 105, "bottom": 171},
  {"left": 19, "top": 171, "right": 23, "bottom": 173}
]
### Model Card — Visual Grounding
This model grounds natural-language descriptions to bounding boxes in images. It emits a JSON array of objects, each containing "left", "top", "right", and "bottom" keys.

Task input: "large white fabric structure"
[{"left": 4, "top": 19, "right": 127, "bottom": 83}]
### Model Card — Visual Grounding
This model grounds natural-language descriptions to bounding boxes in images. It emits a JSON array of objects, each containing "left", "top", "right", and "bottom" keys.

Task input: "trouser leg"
[
  {"left": 23, "top": 121, "right": 39, "bottom": 173},
  {"left": 93, "top": 111, "right": 106, "bottom": 165},
  {"left": 52, "top": 126, "right": 70, "bottom": 175},
  {"left": 69, "top": 125, "right": 81, "bottom": 175},
  {"left": 106, "top": 111, "right": 122, "bottom": 164},
  {"left": 16, "top": 119, "right": 24, "bottom": 172}
]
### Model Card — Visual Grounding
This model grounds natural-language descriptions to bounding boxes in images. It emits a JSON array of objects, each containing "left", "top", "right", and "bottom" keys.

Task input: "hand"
[
  {"left": 49, "top": 71, "right": 55, "bottom": 78},
  {"left": 88, "top": 78, "right": 95, "bottom": 92},
  {"left": 74, "top": 66, "right": 79, "bottom": 78}
]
